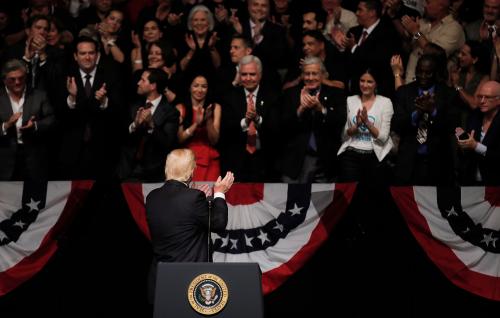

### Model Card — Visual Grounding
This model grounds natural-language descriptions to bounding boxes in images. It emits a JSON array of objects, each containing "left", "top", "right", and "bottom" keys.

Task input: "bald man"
[{"left": 456, "top": 81, "right": 500, "bottom": 185}]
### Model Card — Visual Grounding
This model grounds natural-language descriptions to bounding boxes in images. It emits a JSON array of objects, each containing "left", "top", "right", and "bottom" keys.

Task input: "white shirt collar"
[{"left": 146, "top": 95, "right": 162, "bottom": 115}]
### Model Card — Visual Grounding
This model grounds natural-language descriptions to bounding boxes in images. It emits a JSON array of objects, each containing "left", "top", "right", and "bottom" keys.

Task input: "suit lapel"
[{"left": 0, "top": 92, "right": 13, "bottom": 120}]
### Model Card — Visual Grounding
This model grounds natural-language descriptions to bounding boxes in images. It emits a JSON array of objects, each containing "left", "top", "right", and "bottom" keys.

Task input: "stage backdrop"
[{"left": 122, "top": 182, "right": 356, "bottom": 294}]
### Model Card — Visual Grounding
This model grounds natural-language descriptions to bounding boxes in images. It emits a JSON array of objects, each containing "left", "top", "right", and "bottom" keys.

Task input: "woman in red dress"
[{"left": 176, "top": 75, "right": 221, "bottom": 181}]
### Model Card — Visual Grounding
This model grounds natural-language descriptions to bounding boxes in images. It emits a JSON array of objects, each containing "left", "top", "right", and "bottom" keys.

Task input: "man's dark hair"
[
  {"left": 146, "top": 68, "right": 169, "bottom": 93},
  {"left": 231, "top": 34, "right": 253, "bottom": 50},
  {"left": 73, "top": 36, "right": 99, "bottom": 53},
  {"left": 26, "top": 14, "right": 49, "bottom": 29},
  {"left": 361, "top": 0, "right": 383, "bottom": 18},
  {"left": 302, "top": 29, "right": 327, "bottom": 44},
  {"left": 302, "top": 6, "right": 327, "bottom": 27}
]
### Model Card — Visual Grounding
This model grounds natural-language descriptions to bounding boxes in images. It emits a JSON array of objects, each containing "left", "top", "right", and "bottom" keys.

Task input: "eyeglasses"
[{"left": 477, "top": 95, "right": 500, "bottom": 101}]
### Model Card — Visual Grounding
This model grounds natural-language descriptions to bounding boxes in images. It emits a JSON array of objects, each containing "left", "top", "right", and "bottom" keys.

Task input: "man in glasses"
[
  {"left": 0, "top": 59, "right": 54, "bottom": 180},
  {"left": 456, "top": 80, "right": 500, "bottom": 185}
]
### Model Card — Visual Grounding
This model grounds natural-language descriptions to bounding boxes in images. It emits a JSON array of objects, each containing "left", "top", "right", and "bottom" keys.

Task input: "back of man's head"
[{"left": 165, "top": 149, "right": 196, "bottom": 182}]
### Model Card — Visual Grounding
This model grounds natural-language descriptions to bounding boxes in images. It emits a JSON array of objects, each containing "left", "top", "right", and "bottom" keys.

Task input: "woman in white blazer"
[{"left": 337, "top": 69, "right": 394, "bottom": 183}]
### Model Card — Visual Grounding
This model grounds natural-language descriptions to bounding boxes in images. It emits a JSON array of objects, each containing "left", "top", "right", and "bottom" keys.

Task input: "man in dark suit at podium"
[{"left": 145, "top": 148, "right": 234, "bottom": 302}]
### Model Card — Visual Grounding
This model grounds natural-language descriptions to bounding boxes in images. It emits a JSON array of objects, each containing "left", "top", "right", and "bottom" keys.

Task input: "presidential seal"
[{"left": 187, "top": 273, "right": 228, "bottom": 315}]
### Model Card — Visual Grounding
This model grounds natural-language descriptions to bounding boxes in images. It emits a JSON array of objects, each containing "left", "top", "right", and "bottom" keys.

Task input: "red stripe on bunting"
[
  {"left": 0, "top": 181, "right": 93, "bottom": 296},
  {"left": 225, "top": 183, "right": 264, "bottom": 205},
  {"left": 485, "top": 187, "right": 500, "bottom": 207},
  {"left": 122, "top": 183, "right": 151, "bottom": 240},
  {"left": 391, "top": 186, "right": 500, "bottom": 301},
  {"left": 261, "top": 183, "right": 356, "bottom": 294}
]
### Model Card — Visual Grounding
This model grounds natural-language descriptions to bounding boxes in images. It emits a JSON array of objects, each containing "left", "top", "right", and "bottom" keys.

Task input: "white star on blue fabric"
[
  {"left": 288, "top": 204, "right": 302, "bottom": 216},
  {"left": 13, "top": 221, "right": 26, "bottom": 228},
  {"left": 26, "top": 198, "right": 41, "bottom": 212},
  {"left": 0, "top": 230, "right": 7, "bottom": 241},
  {"left": 219, "top": 234, "right": 229, "bottom": 248},
  {"left": 245, "top": 234, "right": 254, "bottom": 247},
  {"left": 445, "top": 208, "right": 458, "bottom": 217},
  {"left": 481, "top": 232, "right": 498, "bottom": 248},
  {"left": 274, "top": 222, "right": 284, "bottom": 233},
  {"left": 258, "top": 230, "right": 270, "bottom": 244},
  {"left": 230, "top": 239, "right": 238, "bottom": 250}
]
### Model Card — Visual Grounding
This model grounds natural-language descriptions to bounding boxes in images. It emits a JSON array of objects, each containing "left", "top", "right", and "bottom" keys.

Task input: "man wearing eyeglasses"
[
  {"left": 456, "top": 81, "right": 500, "bottom": 185},
  {"left": 0, "top": 59, "right": 54, "bottom": 180}
]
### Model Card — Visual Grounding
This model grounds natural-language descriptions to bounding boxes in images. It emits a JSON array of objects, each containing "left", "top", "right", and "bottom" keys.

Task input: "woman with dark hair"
[
  {"left": 130, "top": 39, "right": 179, "bottom": 103},
  {"left": 131, "top": 18, "right": 164, "bottom": 72},
  {"left": 176, "top": 75, "right": 221, "bottom": 181},
  {"left": 450, "top": 40, "right": 490, "bottom": 125},
  {"left": 337, "top": 68, "right": 394, "bottom": 183}
]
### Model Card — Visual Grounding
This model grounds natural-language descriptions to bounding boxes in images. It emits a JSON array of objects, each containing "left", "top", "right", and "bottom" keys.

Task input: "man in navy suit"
[
  {"left": 146, "top": 148, "right": 234, "bottom": 301},
  {"left": 0, "top": 59, "right": 55, "bottom": 180},
  {"left": 117, "top": 68, "right": 179, "bottom": 182}
]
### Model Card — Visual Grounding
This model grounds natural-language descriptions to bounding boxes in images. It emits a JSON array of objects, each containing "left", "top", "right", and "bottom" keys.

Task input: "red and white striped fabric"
[
  {"left": 122, "top": 182, "right": 356, "bottom": 294},
  {"left": 391, "top": 186, "right": 500, "bottom": 301},
  {"left": 0, "top": 181, "right": 93, "bottom": 296}
]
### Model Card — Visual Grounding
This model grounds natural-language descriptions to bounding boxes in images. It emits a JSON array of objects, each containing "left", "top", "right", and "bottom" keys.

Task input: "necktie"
[
  {"left": 84, "top": 73, "right": 92, "bottom": 98},
  {"left": 246, "top": 93, "right": 257, "bottom": 154},
  {"left": 359, "top": 30, "right": 368, "bottom": 46},
  {"left": 488, "top": 25, "right": 496, "bottom": 40},
  {"left": 416, "top": 112, "right": 429, "bottom": 144},
  {"left": 135, "top": 102, "right": 154, "bottom": 161}
]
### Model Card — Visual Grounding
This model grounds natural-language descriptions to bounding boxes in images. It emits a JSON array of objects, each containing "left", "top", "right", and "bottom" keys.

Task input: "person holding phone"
[{"left": 456, "top": 81, "right": 500, "bottom": 185}]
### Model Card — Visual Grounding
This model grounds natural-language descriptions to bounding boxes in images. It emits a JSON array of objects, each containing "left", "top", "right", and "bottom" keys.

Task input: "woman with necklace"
[
  {"left": 176, "top": 75, "right": 221, "bottom": 181},
  {"left": 337, "top": 69, "right": 394, "bottom": 184}
]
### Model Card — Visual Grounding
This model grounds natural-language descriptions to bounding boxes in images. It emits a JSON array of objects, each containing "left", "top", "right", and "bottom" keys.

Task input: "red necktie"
[
  {"left": 246, "top": 93, "right": 257, "bottom": 154},
  {"left": 359, "top": 30, "right": 368, "bottom": 46}
]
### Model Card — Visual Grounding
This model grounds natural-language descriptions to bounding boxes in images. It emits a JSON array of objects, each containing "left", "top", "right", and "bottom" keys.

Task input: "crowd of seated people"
[{"left": 0, "top": 0, "right": 499, "bottom": 185}]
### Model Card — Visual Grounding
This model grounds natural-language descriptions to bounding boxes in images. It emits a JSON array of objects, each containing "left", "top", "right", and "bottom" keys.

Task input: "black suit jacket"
[
  {"left": 346, "top": 20, "right": 400, "bottom": 97},
  {"left": 220, "top": 85, "right": 279, "bottom": 180},
  {"left": 0, "top": 88, "right": 55, "bottom": 180},
  {"left": 279, "top": 85, "right": 346, "bottom": 180},
  {"left": 460, "top": 110, "right": 500, "bottom": 185},
  {"left": 58, "top": 61, "right": 124, "bottom": 179},
  {"left": 146, "top": 180, "right": 228, "bottom": 300},
  {"left": 392, "top": 82, "right": 459, "bottom": 185},
  {"left": 117, "top": 96, "right": 179, "bottom": 182}
]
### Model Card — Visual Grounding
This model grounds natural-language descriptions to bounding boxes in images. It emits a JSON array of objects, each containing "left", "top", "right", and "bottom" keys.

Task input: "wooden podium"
[{"left": 153, "top": 262, "right": 264, "bottom": 318}]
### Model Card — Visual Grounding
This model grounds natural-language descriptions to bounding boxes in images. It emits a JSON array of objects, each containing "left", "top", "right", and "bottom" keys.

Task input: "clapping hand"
[{"left": 213, "top": 172, "right": 234, "bottom": 194}]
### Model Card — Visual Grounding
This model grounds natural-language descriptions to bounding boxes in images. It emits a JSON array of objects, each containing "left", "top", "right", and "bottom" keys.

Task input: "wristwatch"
[
  {"left": 413, "top": 31, "right": 423, "bottom": 41},
  {"left": 455, "top": 86, "right": 463, "bottom": 92}
]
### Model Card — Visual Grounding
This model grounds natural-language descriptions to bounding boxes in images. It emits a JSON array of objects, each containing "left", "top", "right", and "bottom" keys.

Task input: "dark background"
[{"left": 0, "top": 182, "right": 498, "bottom": 317}]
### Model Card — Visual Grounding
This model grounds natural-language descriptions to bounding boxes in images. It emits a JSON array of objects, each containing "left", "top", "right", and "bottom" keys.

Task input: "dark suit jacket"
[
  {"left": 460, "top": 110, "right": 500, "bottom": 185},
  {"left": 58, "top": 61, "right": 124, "bottom": 179},
  {"left": 392, "top": 82, "right": 459, "bottom": 185},
  {"left": 117, "top": 96, "right": 179, "bottom": 182},
  {"left": 0, "top": 88, "right": 55, "bottom": 180},
  {"left": 220, "top": 85, "right": 279, "bottom": 181},
  {"left": 346, "top": 19, "right": 400, "bottom": 97},
  {"left": 279, "top": 84, "right": 347, "bottom": 180},
  {"left": 146, "top": 180, "right": 228, "bottom": 301}
]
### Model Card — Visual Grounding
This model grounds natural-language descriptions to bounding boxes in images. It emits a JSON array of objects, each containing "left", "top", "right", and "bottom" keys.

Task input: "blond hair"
[{"left": 165, "top": 149, "right": 196, "bottom": 182}]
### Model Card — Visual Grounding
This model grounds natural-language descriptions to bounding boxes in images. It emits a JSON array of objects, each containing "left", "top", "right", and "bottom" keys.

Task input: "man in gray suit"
[{"left": 0, "top": 59, "right": 55, "bottom": 180}]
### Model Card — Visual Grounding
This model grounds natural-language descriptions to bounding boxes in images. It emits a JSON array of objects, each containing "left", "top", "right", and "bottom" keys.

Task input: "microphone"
[{"left": 207, "top": 193, "right": 213, "bottom": 262}]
